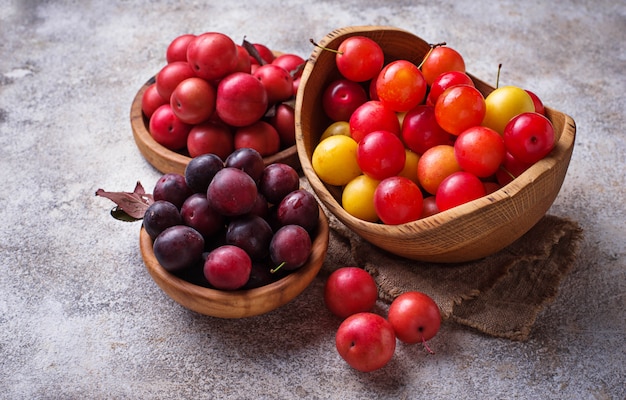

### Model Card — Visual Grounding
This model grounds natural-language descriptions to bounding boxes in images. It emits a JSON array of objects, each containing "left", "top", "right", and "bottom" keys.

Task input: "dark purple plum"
[
  {"left": 259, "top": 163, "right": 300, "bottom": 205},
  {"left": 153, "top": 225, "right": 204, "bottom": 272},
  {"left": 276, "top": 189, "right": 320, "bottom": 234},
  {"left": 153, "top": 173, "right": 193, "bottom": 209},
  {"left": 224, "top": 147, "right": 265, "bottom": 182},
  {"left": 270, "top": 224, "right": 311, "bottom": 271},
  {"left": 143, "top": 200, "right": 183, "bottom": 240},
  {"left": 181, "top": 193, "right": 225, "bottom": 238},
  {"left": 248, "top": 191, "right": 269, "bottom": 219},
  {"left": 225, "top": 215, "right": 273, "bottom": 260},
  {"left": 207, "top": 167, "right": 258, "bottom": 216},
  {"left": 184, "top": 153, "right": 224, "bottom": 193}
]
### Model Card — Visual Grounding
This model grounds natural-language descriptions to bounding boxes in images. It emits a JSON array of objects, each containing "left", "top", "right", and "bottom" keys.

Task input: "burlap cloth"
[{"left": 309, "top": 179, "right": 584, "bottom": 341}]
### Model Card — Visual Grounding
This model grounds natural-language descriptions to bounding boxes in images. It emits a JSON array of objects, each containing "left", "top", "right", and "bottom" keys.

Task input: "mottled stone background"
[{"left": 0, "top": 1, "right": 624, "bottom": 399}]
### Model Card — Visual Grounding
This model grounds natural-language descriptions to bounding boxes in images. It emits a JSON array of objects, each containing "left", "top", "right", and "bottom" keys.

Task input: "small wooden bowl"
[
  {"left": 130, "top": 79, "right": 300, "bottom": 176},
  {"left": 139, "top": 206, "right": 329, "bottom": 318},
  {"left": 295, "top": 26, "right": 576, "bottom": 263}
]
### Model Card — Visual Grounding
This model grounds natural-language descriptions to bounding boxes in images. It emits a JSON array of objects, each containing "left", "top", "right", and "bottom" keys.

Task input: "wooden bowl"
[
  {"left": 139, "top": 206, "right": 329, "bottom": 318},
  {"left": 130, "top": 79, "right": 300, "bottom": 176},
  {"left": 295, "top": 26, "right": 576, "bottom": 263}
]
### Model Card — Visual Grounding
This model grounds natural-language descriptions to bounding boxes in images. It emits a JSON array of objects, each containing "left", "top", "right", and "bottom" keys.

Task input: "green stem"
[
  {"left": 270, "top": 261, "right": 286, "bottom": 274},
  {"left": 309, "top": 39, "right": 343, "bottom": 55}
]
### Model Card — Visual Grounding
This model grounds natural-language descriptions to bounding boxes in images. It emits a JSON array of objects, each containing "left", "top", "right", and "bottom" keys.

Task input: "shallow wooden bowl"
[
  {"left": 295, "top": 26, "right": 576, "bottom": 263},
  {"left": 139, "top": 206, "right": 329, "bottom": 318},
  {"left": 130, "top": 78, "right": 300, "bottom": 176}
]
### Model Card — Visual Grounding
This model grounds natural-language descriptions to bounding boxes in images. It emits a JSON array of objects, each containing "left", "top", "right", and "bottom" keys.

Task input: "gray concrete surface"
[{"left": 1, "top": 1, "right": 624, "bottom": 399}]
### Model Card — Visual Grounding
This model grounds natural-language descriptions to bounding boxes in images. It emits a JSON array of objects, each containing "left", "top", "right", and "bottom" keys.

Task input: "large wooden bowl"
[
  {"left": 130, "top": 79, "right": 300, "bottom": 176},
  {"left": 139, "top": 206, "right": 329, "bottom": 318},
  {"left": 295, "top": 26, "right": 576, "bottom": 263}
]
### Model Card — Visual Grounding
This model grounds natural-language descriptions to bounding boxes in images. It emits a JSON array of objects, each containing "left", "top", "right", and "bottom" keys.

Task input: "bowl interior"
[
  {"left": 295, "top": 26, "right": 576, "bottom": 263},
  {"left": 139, "top": 205, "right": 329, "bottom": 318}
]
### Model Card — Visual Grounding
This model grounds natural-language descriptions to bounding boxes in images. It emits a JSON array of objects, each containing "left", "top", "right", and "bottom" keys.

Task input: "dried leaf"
[
  {"left": 290, "top": 62, "right": 305, "bottom": 78},
  {"left": 242, "top": 37, "right": 266, "bottom": 66},
  {"left": 95, "top": 181, "right": 154, "bottom": 221},
  {"left": 110, "top": 206, "right": 141, "bottom": 222}
]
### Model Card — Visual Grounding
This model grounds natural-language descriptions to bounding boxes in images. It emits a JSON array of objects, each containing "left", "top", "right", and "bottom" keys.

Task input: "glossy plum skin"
[
  {"left": 374, "top": 176, "right": 423, "bottom": 225},
  {"left": 420, "top": 45, "right": 466, "bottom": 86},
  {"left": 335, "top": 36, "right": 385, "bottom": 82},
  {"left": 426, "top": 70, "right": 474, "bottom": 106},
  {"left": 153, "top": 173, "right": 193, "bottom": 209},
  {"left": 387, "top": 291, "right": 441, "bottom": 344},
  {"left": 215, "top": 72, "right": 268, "bottom": 127},
  {"left": 184, "top": 153, "right": 224, "bottom": 194},
  {"left": 203, "top": 245, "right": 252, "bottom": 290},
  {"left": 324, "top": 267, "right": 378, "bottom": 318},
  {"left": 141, "top": 83, "right": 167, "bottom": 119},
  {"left": 234, "top": 121, "right": 280, "bottom": 157},
  {"left": 225, "top": 215, "right": 274, "bottom": 261},
  {"left": 170, "top": 77, "right": 216, "bottom": 125},
  {"left": 207, "top": 167, "right": 258, "bottom": 217},
  {"left": 259, "top": 163, "right": 300, "bottom": 205},
  {"left": 224, "top": 147, "right": 265, "bottom": 183},
  {"left": 149, "top": 104, "right": 192, "bottom": 151},
  {"left": 454, "top": 126, "right": 506, "bottom": 178},
  {"left": 375, "top": 59, "right": 427, "bottom": 113},
  {"left": 180, "top": 193, "right": 225, "bottom": 239},
  {"left": 503, "top": 112, "right": 555, "bottom": 164},
  {"left": 268, "top": 103, "right": 296, "bottom": 147},
  {"left": 435, "top": 171, "right": 486, "bottom": 212},
  {"left": 186, "top": 32, "right": 238, "bottom": 81},
  {"left": 153, "top": 225, "right": 205, "bottom": 273},
  {"left": 417, "top": 144, "right": 461, "bottom": 195},
  {"left": 322, "top": 79, "right": 368, "bottom": 122},
  {"left": 269, "top": 224, "right": 312, "bottom": 271},
  {"left": 165, "top": 33, "right": 195, "bottom": 64},
  {"left": 349, "top": 100, "right": 401, "bottom": 143},
  {"left": 335, "top": 312, "right": 396, "bottom": 372},
  {"left": 186, "top": 120, "right": 234, "bottom": 160},
  {"left": 401, "top": 105, "right": 451, "bottom": 155},
  {"left": 357, "top": 130, "right": 406, "bottom": 180},
  {"left": 276, "top": 189, "right": 320, "bottom": 234},
  {"left": 143, "top": 200, "right": 183, "bottom": 240},
  {"left": 155, "top": 61, "right": 196, "bottom": 100},
  {"left": 253, "top": 63, "right": 293, "bottom": 105},
  {"left": 434, "top": 84, "right": 486, "bottom": 136}
]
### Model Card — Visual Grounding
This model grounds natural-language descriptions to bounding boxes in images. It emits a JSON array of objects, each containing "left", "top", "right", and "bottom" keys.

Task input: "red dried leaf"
[{"left": 95, "top": 181, "right": 154, "bottom": 220}]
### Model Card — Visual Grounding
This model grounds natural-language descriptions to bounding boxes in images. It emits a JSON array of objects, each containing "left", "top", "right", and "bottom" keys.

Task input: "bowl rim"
[
  {"left": 295, "top": 25, "right": 576, "bottom": 261},
  {"left": 139, "top": 204, "right": 330, "bottom": 318}
]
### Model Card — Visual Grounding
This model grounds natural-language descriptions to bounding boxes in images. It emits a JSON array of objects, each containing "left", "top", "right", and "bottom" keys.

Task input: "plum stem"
[
  {"left": 499, "top": 165, "right": 517, "bottom": 181},
  {"left": 418, "top": 42, "right": 447, "bottom": 69},
  {"left": 496, "top": 63, "right": 503, "bottom": 89},
  {"left": 422, "top": 337, "right": 435, "bottom": 355},
  {"left": 309, "top": 39, "right": 343, "bottom": 55},
  {"left": 270, "top": 261, "right": 286, "bottom": 274}
]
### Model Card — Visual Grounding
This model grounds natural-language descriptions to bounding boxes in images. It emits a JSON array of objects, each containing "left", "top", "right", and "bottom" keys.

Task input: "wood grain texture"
[
  {"left": 140, "top": 206, "right": 329, "bottom": 318},
  {"left": 295, "top": 26, "right": 576, "bottom": 263}
]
